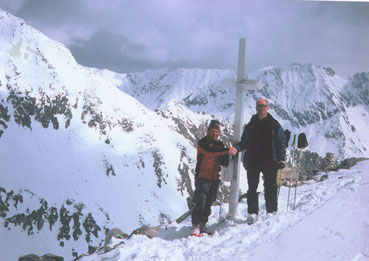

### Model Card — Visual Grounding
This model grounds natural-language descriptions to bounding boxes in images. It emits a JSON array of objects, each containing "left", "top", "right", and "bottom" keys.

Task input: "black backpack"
[{"left": 298, "top": 133, "right": 308, "bottom": 149}]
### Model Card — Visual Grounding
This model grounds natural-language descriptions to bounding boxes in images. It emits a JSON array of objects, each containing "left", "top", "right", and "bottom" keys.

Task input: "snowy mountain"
[
  {"left": 1, "top": 8, "right": 369, "bottom": 260},
  {"left": 0, "top": 10, "right": 215, "bottom": 260},
  {"left": 118, "top": 68, "right": 236, "bottom": 114},
  {"left": 117, "top": 64, "right": 369, "bottom": 159}
]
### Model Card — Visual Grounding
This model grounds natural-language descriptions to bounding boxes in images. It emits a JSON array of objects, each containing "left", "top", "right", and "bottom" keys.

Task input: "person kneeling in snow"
[{"left": 191, "top": 120, "right": 237, "bottom": 236}]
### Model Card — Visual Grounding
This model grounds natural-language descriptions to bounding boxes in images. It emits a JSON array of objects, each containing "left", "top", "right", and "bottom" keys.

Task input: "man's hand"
[
  {"left": 277, "top": 160, "right": 285, "bottom": 169},
  {"left": 228, "top": 146, "right": 238, "bottom": 156}
]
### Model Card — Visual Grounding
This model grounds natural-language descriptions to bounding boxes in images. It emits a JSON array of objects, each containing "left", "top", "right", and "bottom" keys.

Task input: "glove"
[{"left": 277, "top": 160, "right": 285, "bottom": 169}]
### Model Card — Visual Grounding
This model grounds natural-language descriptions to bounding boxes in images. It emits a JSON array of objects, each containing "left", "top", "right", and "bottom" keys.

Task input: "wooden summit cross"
[{"left": 222, "top": 38, "right": 263, "bottom": 218}]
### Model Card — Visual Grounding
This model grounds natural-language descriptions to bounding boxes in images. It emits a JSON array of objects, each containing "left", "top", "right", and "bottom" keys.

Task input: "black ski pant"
[
  {"left": 246, "top": 163, "right": 278, "bottom": 215},
  {"left": 191, "top": 178, "right": 220, "bottom": 226}
]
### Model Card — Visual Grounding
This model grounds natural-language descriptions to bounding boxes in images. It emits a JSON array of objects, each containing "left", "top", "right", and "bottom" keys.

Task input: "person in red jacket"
[{"left": 191, "top": 120, "right": 237, "bottom": 236}]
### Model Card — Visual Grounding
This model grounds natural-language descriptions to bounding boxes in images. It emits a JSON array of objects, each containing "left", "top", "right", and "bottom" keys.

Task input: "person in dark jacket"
[
  {"left": 191, "top": 120, "right": 236, "bottom": 236},
  {"left": 234, "top": 98, "right": 286, "bottom": 224}
]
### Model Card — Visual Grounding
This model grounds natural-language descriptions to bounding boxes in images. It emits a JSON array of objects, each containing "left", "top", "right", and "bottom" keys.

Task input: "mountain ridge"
[
  {"left": 0, "top": 8, "right": 369, "bottom": 260},
  {"left": 117, "top": 63, "right": 369, "bottom": 159},
  {"left": 0, "top": 9, "right": 202, "bottom": 259}
]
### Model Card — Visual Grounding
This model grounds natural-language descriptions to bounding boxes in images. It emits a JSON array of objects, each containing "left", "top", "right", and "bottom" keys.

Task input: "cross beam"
[{"left": 223, "top": 38, "right": 263, "bottom": 218}]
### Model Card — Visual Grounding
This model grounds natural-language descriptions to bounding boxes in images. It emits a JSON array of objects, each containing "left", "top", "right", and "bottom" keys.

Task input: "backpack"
[{"left": 297, "top": 133, "right": 308, "bottom": 149}]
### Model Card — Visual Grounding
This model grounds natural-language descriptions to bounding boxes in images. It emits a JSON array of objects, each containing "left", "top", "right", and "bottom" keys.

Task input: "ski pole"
[
  {"left": 287, "top": 179, "right": 291, "bottom": 212},
  {"left": 293, "top": 149, "right": 302, "bottom": 210},
  {"left": 277, "top": 169, "right": 283, "bottom": 199},
  {"left": 293, "top": 133, "right": 309, "bottom": 210},
  {"left": 287, "top": 134, "right": 296, "bottom": 211},
  {"left": 277, "top": 129, "right": 290, "bottom": 203}
]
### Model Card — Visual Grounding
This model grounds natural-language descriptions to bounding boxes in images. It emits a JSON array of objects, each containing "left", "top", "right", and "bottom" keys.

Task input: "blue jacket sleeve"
[{"left": 276, "top": 127, "right": 286, "bottom": 161}]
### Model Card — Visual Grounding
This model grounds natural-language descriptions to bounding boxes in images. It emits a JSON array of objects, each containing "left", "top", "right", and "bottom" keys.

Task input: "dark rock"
[
  {"left": 41, "top": 254, "right": 64, "bottom": 261},
  {"left": 339, "top": 157, "right": 368, "bottom": 169},
  {"left": 128, "top": 225, "right": 160, "bottom": 239},
  {"left": 19, "top": 254, "right": 41, "bottom": 261},
  {"left": 18, "top": 253, "right": 64, "bottom": 261}
]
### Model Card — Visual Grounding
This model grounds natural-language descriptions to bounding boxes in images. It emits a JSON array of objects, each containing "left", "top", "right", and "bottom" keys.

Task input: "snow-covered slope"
[
  {"left": 80, "top": 159, "right": 369, "bottom": 261},
  {"left": 0, "top": 10, "right": 210, "bottom": 260},
  {"left": 118, "top": 68, "right": 236, "bottom": 113},
  {"left": 1, "top": 8, "right": 369, "bottom": 260},
  {"left": 117, "top": 64, "right": 369, "bottom": 159}
]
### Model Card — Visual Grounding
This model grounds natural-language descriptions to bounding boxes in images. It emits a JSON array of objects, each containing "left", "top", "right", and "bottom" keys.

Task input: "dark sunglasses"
[{"left": 256, "top": 104, "right": 267, "bottom": 108}]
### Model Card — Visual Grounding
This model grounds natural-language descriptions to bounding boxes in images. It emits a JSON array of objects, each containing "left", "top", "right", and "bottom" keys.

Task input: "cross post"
[{"left": 222, "top": 38, "right": 263, "bottom": 218}]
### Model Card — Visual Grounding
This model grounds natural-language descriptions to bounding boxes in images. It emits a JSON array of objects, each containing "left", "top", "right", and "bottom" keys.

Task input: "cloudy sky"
[{"left": 0, "top": 0, "right": 368, "bottom": 76}]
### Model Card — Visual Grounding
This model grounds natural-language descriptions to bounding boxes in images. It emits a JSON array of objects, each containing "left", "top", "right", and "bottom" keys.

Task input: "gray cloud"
[
  {"left": 69, "top": 29, "right": 156, "bottom": 72},
  {"left": 12, "top": 0, "right": 87, "bottom": 25},
  {"left": 0, "top": 0, "right": 368, "bottom": 75}
]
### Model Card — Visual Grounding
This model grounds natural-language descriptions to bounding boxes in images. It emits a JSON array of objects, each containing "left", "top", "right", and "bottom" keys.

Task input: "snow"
[
  {"left": 81, "top": 160, "right": 369, "bottom": 261},
  {"left": 116, "top": 63, "right": 369, "bottom": 160},
  {"left": 1, "top": 8, "right": 369, "bottom": 260}
]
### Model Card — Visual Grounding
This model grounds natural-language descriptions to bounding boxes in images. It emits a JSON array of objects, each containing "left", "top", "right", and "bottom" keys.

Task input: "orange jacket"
[{"left": 195, "top": 136, "right": 229, "bottom": 180}]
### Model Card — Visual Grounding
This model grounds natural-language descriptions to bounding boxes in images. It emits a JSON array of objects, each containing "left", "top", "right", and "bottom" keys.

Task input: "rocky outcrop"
[
  {"left": 1, "top": 186, "right": 103, "bottom": 252},
  {"left": 18, "top": 253, "right": 64, "bottom": 261}
]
